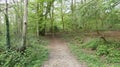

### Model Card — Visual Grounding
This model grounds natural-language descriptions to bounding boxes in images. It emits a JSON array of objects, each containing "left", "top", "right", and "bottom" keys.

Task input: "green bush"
[{"left": 96, "top": 45, "right": 108, "bottom": 56}]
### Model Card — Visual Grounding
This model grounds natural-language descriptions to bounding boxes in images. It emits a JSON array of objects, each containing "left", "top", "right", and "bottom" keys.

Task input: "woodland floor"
[{"left": 42, "top": 36, "right": 87, "bottom": 67}]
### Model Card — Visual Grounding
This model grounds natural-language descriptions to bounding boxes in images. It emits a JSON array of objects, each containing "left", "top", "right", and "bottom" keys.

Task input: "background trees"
[
  {"left": 0, "top": 0, "right": 120, "bottom": 52},
  {"left": 74, "top": 0, "right": 120, "bottom": 31}
]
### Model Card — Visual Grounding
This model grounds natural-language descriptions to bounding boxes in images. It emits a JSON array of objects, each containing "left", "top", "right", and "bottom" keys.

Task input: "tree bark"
[
  {"left": 21, "top": 0, "right": 28, "bottom": 52},
  {"left": 5, "top": 0, "right": 11, "bottom": 50}
]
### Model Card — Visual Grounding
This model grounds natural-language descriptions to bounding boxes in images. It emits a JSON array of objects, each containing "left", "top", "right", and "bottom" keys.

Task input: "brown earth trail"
[{"left": 42, "top": 36, "right": 87, "bottom": 67}]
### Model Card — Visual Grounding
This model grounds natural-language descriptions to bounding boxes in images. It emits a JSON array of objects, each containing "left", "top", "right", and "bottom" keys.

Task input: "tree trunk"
[
  {"left": 38, "top": 2, "right": 45, "bottom": 36},
  {"left": 36, "top": 2, "right": 39, "bottom": 37},
  {"left": 71, "top": 0, "right": 74, "bottom": 16},
  {"left": 61, "top": 0, "right": 64, "bottom": 31},
  {"left": 50, "top": 4, "right": 54, "bottom": 36},
  {"left": 74, "top": 0, "right": 78, "bottom": 31},
  {"left": 21, "top": 0, "right": 28, "bottom": 52},
  {"left": 20, "top": 0, "right": 23, "bottom": 34},
  {"left": 0, "top": 14, "right": 2, "bottom": 34},
  {"left": 5, "top": 0, "right": 11, "bottom": 50}
]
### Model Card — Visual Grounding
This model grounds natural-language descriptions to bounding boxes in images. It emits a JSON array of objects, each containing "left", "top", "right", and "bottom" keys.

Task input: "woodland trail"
[{"left": 42, "top": 36, "right": 87, "bottom": 67}]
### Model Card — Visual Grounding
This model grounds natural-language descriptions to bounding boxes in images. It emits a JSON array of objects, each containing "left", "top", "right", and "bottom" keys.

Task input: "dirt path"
[{"left": 42, "top": 37, "right": 87, "bottom": 67}]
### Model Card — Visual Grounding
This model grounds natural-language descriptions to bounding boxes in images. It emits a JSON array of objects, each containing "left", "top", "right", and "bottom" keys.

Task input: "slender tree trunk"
[
  {"left": 36, "top": 2, "right": 39, "bottom": 37},
  {"left": 95, "top": 11, "right": 100, "bottom": 34},
  {"left": 71, "top": 0, "right": 77, "bottom": 31},
  {"left": 38, "top": 2, "right": 45, "bottom": 36},
  {"left": 15, "top": 13, "right": 19, "bottom": 35},
  {"left": 50, "top": 4, "right": 54, "bottom": 36},
  {"left": 21, "top": 0, "right": 28, "bottom": 52},
  {"left": 0, "top": 14, "right": 1, "bottom": 33},
  {"left": 5, "top": 0, "right": 11, "bottom": 50},
  {"left": 71, "top": 0, "right": 74, "bottom": 16},
  {"left": 71, "top": 0, "right": 74, "bottom": 31},
  {"left": 61, "top": 0, "right": 64, "bottom": 31},
  {"left": 20, "top": 0, "right": 23, "bottom": 33},
  {"left": 74, "top": 0, "right": 78, "bottom": 31},
  {"left": 81, "top": 0, "right": 85, "bottom": 30}
]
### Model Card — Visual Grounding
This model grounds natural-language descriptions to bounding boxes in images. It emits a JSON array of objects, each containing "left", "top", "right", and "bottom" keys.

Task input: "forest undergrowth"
[
  {"left": 61, "top": 32, "right": 120, "bottom": 67},
  {"left": 0, "top": 34, "right": 49, "bottom": 67}
]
